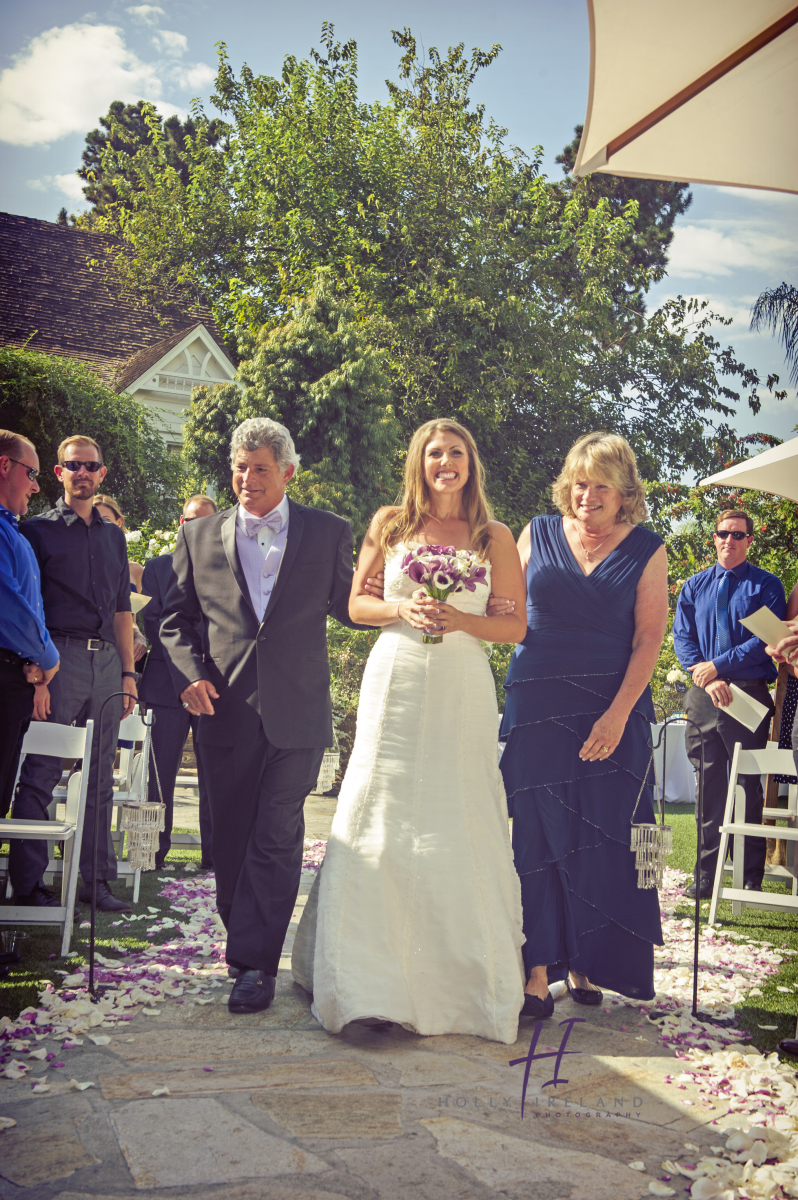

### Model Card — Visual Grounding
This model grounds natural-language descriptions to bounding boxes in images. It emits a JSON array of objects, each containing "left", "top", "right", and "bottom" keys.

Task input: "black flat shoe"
[
  {"left": 521, "top": 991, "right": 554, "bottom": 1019},
  {"left": 228, "top": 969, "right": 276, "bottom": 1014},
  {"left": 566, "top": 976, "right": 602, "bottom": 1006},
  {"left": 685, "top": 875, "right": 713, "bottom": 900}
]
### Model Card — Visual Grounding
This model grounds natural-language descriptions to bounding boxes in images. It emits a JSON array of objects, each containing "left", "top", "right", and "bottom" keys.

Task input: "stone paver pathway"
[{"left": 0, "top": 797, "right": 786, "bottom": 1199}]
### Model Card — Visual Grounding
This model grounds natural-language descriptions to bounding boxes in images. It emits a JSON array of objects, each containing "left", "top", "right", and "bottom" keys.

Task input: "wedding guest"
[
  {"left": 93, "top": 494, "right": 147, "bottom": 664},
  {"left": 12, "top": 436, "right": 137, "bottom": 913},
  {"left": 773, "top": 583, "right": 798, "bottom": 796},
  {"left": 674, "top": 510, "right": 785, "bottom": 898},
  {"left": 765, "top": 586, "right": 798, "bottom": 778},
  {"left": 139, "top": 494, "right": 217, "bottom": 868},
  {"left": 0, "top": 431, "right": 59, "bottom": 833},
  {"left": 500, "top": 432, "right": 668, "bottom": 1016}
]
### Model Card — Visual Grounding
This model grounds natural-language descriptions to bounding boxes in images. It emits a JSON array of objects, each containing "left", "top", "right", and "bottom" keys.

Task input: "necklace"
[{"left": 573, "top": 521, "right": 615, "bottom": 561}]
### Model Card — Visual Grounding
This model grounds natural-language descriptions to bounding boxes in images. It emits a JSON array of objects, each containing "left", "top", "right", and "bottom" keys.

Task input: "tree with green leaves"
[
  {"left": 183, "top": 273, "right": 398, "bottom": 540},
  {"left": 751, "top": 283, "right": 798, "bottom": 387},
  {"left": 87, "top": 26, "right": 781, "bottom": 530},
  {"left": 0, "top": 345, "right": 184, "bottom": 526},
  {"left": 71, "top": 100, "right": 224, "bottom": 222}
]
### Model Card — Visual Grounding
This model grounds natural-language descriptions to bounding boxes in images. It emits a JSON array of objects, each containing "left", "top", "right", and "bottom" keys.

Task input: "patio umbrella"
[
  {"left": 699, "top": 434, "right": 798, "bottom": 501},
  {"left": 573, "top": 0, "right": 798, "bottom": 194}
]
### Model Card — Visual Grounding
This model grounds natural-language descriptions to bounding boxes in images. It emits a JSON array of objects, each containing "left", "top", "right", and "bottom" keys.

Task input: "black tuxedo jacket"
[
  {"left": 139, "top": 553, "right": 187, "bottom": 709},
  {"left": 159, "top": 499, "right": 363, "bottom": 749}
]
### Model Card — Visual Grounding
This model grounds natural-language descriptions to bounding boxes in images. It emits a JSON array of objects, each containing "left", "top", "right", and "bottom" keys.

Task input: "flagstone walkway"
[{"left": 1, "top": 799, "right": 796, "bottom": 1198}]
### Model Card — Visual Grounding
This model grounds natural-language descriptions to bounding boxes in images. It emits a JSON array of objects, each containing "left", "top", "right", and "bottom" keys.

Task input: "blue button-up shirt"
[
  {"left": 0, "top": 503, "right": 59, "bottom": 669},
  {"left": 674, "top": 559, "right": 786, "bottom": 682}
]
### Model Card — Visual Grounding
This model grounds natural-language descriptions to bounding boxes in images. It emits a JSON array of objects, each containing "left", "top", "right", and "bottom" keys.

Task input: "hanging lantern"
[{"left": 119, "top": 803, "right": 166, "bottom": 871}]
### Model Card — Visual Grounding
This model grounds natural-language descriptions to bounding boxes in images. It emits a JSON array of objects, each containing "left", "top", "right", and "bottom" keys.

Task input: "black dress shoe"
[
  {"left": 566, "top": 976, "right": 603, "bottom": 1006},
  {"left": 227, "top": 966, "right": 240, "bottom": 978},
  {"left": 685, "top": 875, "right": 713, "bottom": 900},
  {"left": 78, "top": 881, "right": 132, "bottom": 913},
  {"left": 520, "top": 991, "right": 554, "bottom": 1019},
  {"left": 743, "top": 879, "right": 762, "bottom": 891},
  {"left": 228, "top": 969, "right": 276, "bottom": 1014},
  {"left": 16, "top": 883, "right": 81, "bottom": 921},
  {"left": 778, "top": 1039, "right": 798, "bottom": 1057},
  {"left": 16, "top": 883, "right": 61, "bottom": 907}
]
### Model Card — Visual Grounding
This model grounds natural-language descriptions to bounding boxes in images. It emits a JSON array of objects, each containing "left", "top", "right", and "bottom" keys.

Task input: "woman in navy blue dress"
[{"left": 500, "top": 432, "right": 669, "bottom": 1016}]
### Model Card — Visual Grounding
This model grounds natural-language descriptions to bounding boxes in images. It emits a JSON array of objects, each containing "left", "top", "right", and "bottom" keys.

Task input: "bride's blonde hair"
[{"left": 380, "top": 419, "right": 493, "bottom": 559}]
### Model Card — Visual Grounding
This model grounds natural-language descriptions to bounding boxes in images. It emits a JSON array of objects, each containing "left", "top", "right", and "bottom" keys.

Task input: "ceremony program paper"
[
  {"left": 739, "top": 605, "right": 792, "bottom": 647},
  {"left": 726, "top": 683, "right": 770, "bottom": 733}
]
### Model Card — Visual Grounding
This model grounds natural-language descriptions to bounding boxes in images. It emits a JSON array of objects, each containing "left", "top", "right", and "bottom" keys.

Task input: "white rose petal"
[
  {"left": 68, "top": 1079, "right": 95, "bottom": 1091},
  {"left": 0, "top": 1117, "right": 17, "bottom": 1130},
  {"left": 628, "top": 1161, "right": 646, "bottom": 1171},
  {"left": 152, "top": 1086, "right": 170, "bottom": 1096},
  {"left": 649, "top": 1184, "right": 676, "bottom": 1198}
]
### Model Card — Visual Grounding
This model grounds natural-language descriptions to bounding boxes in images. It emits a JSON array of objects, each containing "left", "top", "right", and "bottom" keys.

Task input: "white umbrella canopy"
[
  {"left": 574, "top": 0, "right": 798, "bottom": 194},
  {"left": 699, "top": 434, "right": 798, "bottom": 501}
]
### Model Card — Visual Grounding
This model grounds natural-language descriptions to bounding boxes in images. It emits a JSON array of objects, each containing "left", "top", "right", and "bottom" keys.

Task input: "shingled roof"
[{"left": 0, "top": 211, "right": 232, "bottom": 388}]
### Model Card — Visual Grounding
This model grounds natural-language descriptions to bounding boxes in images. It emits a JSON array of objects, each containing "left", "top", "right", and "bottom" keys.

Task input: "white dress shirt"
[{"left": 235, "top": 495, "right": 290, "bottom": 621}]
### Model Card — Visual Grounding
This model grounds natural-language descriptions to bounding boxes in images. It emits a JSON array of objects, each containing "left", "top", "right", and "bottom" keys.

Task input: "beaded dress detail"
[
  {"left": 500, "top": 515, "right": 664, "bottom": 1000},
  {"left": 298, "top": 543, "right": 524, "bottom": 1043}
]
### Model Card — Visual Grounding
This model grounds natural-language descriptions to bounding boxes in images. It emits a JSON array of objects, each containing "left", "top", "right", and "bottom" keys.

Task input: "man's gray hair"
[{"left": 230, "top": 418, "right": 300, "bottom": 472}]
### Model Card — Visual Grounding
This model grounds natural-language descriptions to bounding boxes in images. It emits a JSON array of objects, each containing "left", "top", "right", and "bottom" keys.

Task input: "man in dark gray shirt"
[{"left": 13, "top": 435, "right": 137, "bottom": 912}]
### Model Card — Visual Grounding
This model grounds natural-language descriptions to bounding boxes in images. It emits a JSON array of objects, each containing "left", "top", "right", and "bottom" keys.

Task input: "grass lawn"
[
  {"left": 666, "top": 801, "right": 798, "bottom": 1057},
  {"left": 0, "top": 829, "right": 204, "bottom": 1021},
  {"left": 2, "top": 812, "right": 798, "bottom": 1059}
]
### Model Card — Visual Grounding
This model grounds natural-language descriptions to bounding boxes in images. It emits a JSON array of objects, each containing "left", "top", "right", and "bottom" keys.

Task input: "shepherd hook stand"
[
  {"left": 649, "top": 715, "right": 706, "bottom": 1019},
  {"left": 88, "top": 695, "right": 155, "bottom": 995}
]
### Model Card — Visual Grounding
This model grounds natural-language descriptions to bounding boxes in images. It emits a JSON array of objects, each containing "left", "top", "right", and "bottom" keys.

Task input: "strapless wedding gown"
[{"left": 297, "top": 544, "right": 525, "bottom": 1043}]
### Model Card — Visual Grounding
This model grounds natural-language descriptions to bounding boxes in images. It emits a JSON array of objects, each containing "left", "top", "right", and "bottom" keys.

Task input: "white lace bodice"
[{"left": 383, "top": 542, "right": 492, "bottom": 616}]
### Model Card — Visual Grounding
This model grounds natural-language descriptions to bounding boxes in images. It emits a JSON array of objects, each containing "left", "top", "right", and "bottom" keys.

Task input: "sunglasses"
[
  {"left": 715, "top": 529, "right": 750, "bottom": 541},
  {"left": 60, "top": 460, "right": 103, "bottom": 473},
  {"left": 7, "top": 457, "right": 39, "bottom": 482}
]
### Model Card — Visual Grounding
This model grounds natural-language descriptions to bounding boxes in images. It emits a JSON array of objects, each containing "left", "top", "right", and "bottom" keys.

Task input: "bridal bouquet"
[{"left": 400, "top": 544, "right": 488, "bottom": 644}]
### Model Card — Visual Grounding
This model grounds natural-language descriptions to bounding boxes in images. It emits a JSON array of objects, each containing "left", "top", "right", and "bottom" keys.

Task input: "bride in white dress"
[{"left": 295, "top": 419, "right": 528, "bottom": 1043}]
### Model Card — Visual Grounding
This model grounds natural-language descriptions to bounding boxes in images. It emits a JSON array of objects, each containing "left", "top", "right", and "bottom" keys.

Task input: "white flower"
[
  {"left": 666, "top": 669, "right": 689, "bottom": 684},
  {"left": 125, "top": 530, "right": 142, "bottom": 543},
  {"left": 148, "top": 539, "right": 158, "bottom": 549}
]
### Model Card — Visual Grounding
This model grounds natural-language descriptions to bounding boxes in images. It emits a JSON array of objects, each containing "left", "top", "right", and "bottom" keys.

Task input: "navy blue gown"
[{"left": 500, "top": 515, "right": 664, "bottom": 1000}]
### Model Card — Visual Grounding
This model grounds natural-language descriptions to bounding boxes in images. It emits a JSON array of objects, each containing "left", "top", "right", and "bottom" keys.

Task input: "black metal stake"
[
  {"left": 88, "top": 693, "right": 152, "bottom": 996},
  {"left": 650, "top": 715, "right": 706, "bottom": 1019}
]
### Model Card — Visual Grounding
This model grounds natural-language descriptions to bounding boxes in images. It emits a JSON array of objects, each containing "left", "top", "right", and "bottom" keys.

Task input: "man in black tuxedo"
[
  {"left": 139, "top": 494, "right": 217, "bottom": 869},
  {"left": 160, "top": 418, "right": 365, "bottom": 1014}
]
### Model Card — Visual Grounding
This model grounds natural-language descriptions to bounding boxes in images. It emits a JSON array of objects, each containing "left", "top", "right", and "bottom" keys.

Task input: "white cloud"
[
  {"left": 27, "top": 174, "right": 87, "bottom": 201},
  {"left": 153, "top": 30, "right": 188, "bottom": 56},
  {"left": 176, "top": 63, "right": 216, "bottom": 90},
  {"left": 713, "top": 185, "right": 797, "bottom": 206},
  {"left": 0, "top": 23, "right": 170, "bottom": 146},
  {"left": 667, "top": 221, "right": 796, "bottom": 279},
  {"left": 126, "top": 5, "right": 166, "bottom": 23}
]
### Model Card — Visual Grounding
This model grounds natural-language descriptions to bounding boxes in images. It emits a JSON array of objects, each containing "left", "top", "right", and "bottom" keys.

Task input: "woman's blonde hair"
[
  {"left": 380, "top": 420, "right": 494, "bottom": 558},
  {"left": 552, "top": 432, "right": 648, "bottom": 525},
  {"left": 93, "top": 493, "right": 127, "bottom": 532}
]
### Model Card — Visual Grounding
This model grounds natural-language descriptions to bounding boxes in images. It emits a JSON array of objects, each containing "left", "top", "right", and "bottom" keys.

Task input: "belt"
[
  {"left": 52, "top": 634, "right": 114, "bottom": 652},
  {"left": 0, "top": 646, "right": 27, "bottom": 668}
]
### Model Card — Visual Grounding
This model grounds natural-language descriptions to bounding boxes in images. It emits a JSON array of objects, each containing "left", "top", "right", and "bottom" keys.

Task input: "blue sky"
[{"left": 2, "top": 0, "right": 797, "bottom": 460}]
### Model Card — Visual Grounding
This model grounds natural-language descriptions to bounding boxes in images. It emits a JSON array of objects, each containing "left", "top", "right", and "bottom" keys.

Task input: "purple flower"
[
  {"left": 433, "top": 571, "right": 454, "bottom": 590},
  {"left": 407, "top": 560, "right": 428, "bottom": 584}
]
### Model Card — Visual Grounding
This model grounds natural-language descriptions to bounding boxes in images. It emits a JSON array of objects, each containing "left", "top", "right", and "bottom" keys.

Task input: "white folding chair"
[
  {"left": 109, "top": 708, "right": 153, "bottom": 902},
  {"left": 708, "top": 741, "right": 798, "bottom": 924},
  {"left": 0, "top": 721, "right": 93, "bottom": 955}
]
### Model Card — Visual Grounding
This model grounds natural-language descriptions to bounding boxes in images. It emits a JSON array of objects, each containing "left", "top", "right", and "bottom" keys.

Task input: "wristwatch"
[{"left": 121, "top": 671, "right": 138, "bottom": 680}]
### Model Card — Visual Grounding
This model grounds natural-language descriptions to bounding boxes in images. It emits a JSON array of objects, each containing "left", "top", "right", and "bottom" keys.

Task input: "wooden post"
[{"left": 765, "top": 663, "right": 789, "bottom": 866}]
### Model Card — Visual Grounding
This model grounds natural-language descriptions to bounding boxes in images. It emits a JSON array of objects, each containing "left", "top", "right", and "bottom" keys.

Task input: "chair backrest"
[
  {"left": 736, "top": 743, "right": 797, "bottom": 776},
  {"left": 118, "top": 708, "right": 148, "bottom": 743},
  {"left": 20, "top": 721, "right": 92, "bottom": 761},
  {"left": 64, "top": 768, "right": 82, "bottom": 824}
]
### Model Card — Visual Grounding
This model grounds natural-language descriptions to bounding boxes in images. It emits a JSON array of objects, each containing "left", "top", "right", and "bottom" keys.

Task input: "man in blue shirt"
[
  {"left": 0, "top": 430, "right": 59, "bottom": 843},
  {"left": 674, "top": 509, "right": 786, "bottom": 898}
]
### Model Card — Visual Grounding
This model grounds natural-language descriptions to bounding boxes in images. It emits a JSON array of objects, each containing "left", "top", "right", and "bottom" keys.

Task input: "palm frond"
[{"left": 750, "top": 282, "right": 798, "bottom": 386}]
